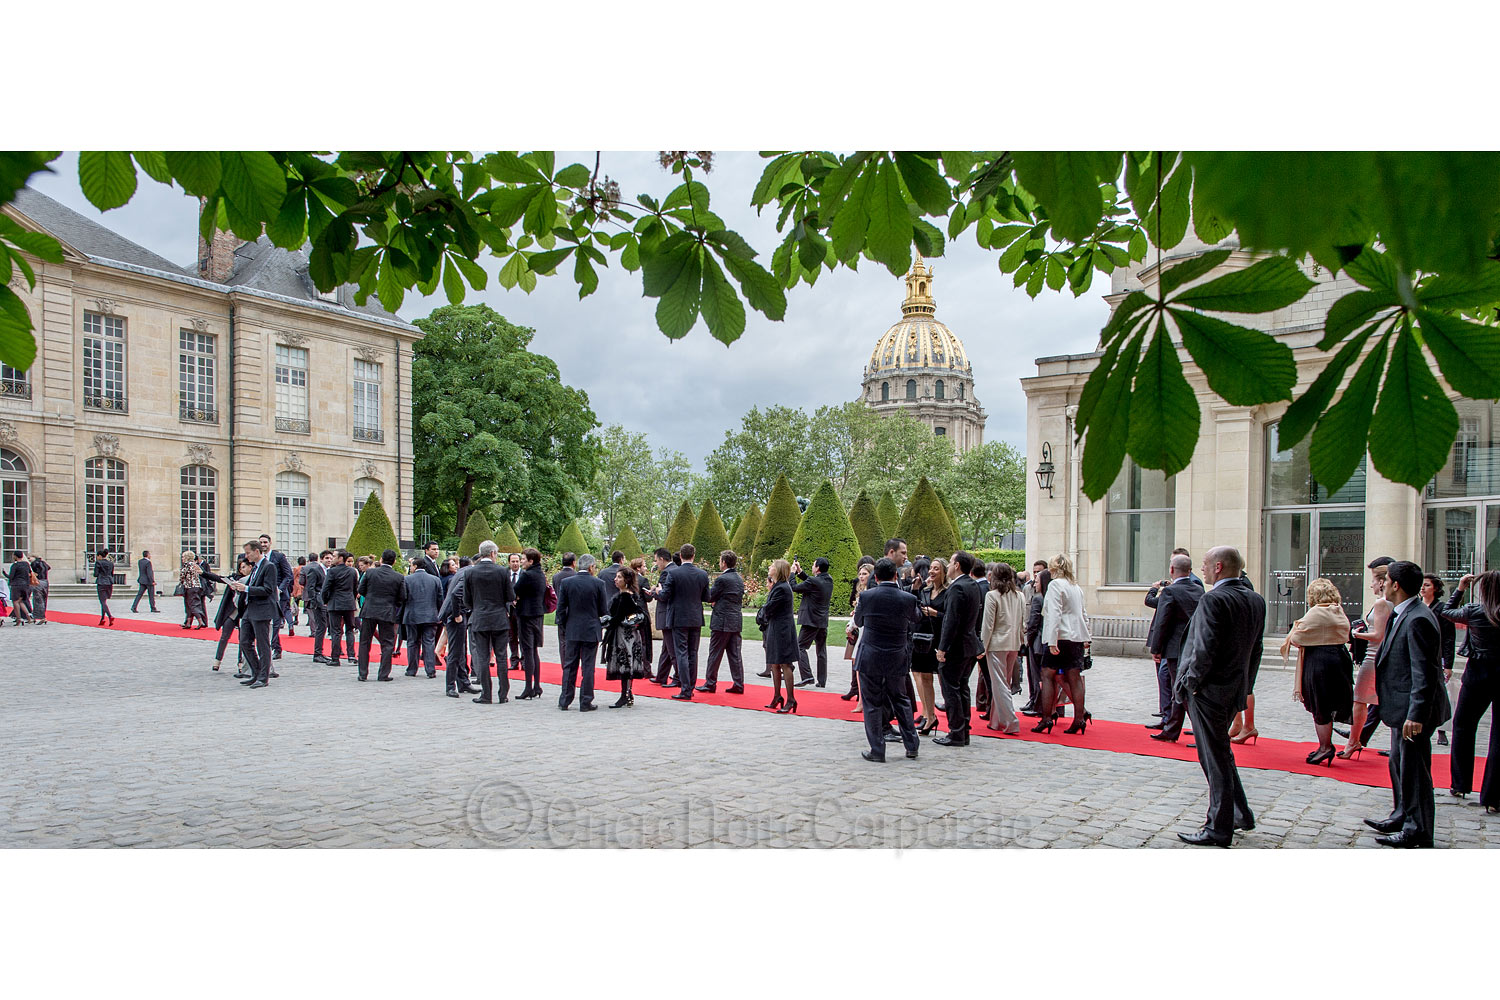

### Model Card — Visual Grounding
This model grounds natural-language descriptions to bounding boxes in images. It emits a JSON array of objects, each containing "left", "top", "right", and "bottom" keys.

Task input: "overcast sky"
[{"left": 27, "top": 151, "right": 1109, "bottom": 465}]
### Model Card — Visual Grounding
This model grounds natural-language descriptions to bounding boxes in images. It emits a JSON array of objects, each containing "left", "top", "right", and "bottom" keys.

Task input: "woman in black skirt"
[
  {"left": 92, "top": 548, "right": 116, "bottom": 625},
  {"left": 758, "top": 559, "right": 798, "bottom": 714},
  {"left": 602, "top": 566, "right": 649, "bottom": 708},
  {"left": 1441, "top": 571, "right": 1500, "bottom": 813},
  {"left": 1281, "top": 577, "right": 1353, "bottom": 765},
  {"left": 910, "top": 557, "right": 947, "bottom": 734}
]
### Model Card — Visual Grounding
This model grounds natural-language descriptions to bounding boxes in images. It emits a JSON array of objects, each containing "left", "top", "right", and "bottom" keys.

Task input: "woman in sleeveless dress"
[{"left": 1345, "top": 564, "right": 1391, "bottom": 758}]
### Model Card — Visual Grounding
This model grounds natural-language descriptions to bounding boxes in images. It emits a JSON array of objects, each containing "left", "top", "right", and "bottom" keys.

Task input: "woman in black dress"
[
  {"left": 1441, "top": 571, "right": 1500, "bottom": 813},
  {"left": 1281, "top": 577, "right": 1353, "bottom": 765},
  {"left": 93, "top": 548, "right": 115, "bottom": 625},
  {"left": 629, "top": 557, "right": 653, "bottom": 669},
  {"left": 911, "top": 557, "right": 947, "bottom": 735},
  {"left": 203, "top": 555, "right": 249, "bottom": 671},
  {"left": 602, "top": 566, "right": 649, "bottom": 707},
  {"left": 758, "top": 558, "right": 798, "bottom": 714}
]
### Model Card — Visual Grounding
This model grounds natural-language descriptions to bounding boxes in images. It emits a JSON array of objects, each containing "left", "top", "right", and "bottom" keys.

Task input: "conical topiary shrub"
[
  {"left": 691, "top": 498, "right": 731, "bottom": 565},
  {"left": 664, "top": 499, "right": 698, "bottom": 553},
  {"left": 612, "top": 524, "right": 644, "bottom": 562},
  {"left": 495, "top": 521, "right": 523, "bottom": 554},
  {"left": 876, "top": 490, "right": 901, "bottom": 541},
  {"left": 346, "top": 491, "right": 405, "bottom": 573},
  {"left": 896, "top": 476, "right": 961, "bottom": 562},
  {"left": 457, "top": 509, "right": 493, "bottom": 558},
  {"left": 847, "top": 489, "right": 885, "bottom": 558},
  {"left": 728, "top": 503, "right": 761, "bottom": 559},
  {"left": 752, "top": 474, "right": 801, "bottom": 572},
  {"left": 934, "top": 484, "right": 965, "bottom": 547},
  {"left": 786, "top": 480, "right": 863, "bottom": 615},
  {"left": 555, "top": 520, "right": 589, "bottom": 557}
]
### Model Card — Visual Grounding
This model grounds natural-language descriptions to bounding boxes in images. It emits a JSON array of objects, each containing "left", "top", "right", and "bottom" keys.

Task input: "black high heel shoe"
[
  {"left": 1031, "top": 718, "right": 1054, "bottom": 734},
  {"left": 765, "top": 693, "right": 784, "bottom": 711},
  {"left": 840, "top": 688, "right": 858, "bottom": 701},
  {"left": 777, "top": 698, "right": 798, "bottom": 715},
  {"left": 919, "top": 716, "right": 939, "bottom": 736},
  {"left": 1064, "top": 717, "right": 1088, "bottom": 735},
  {"left": 609, "top": 694, "right": 630, "bottom": 708},
  {"left": 1306, "top": 746, "right": 1336, "bottom": 767}
]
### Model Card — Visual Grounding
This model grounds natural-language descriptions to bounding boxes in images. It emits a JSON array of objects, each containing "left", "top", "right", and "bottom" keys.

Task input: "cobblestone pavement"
[{"left": 2, "top": 599, "right": 1495, "bottom": 848}]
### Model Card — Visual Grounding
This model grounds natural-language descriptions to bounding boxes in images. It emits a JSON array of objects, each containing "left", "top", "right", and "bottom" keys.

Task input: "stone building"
[
  {"left": 0, "top": 188, "right": 421, "bottom": 585},
  {"left": 860, "top": 255, "right": 986, "bottom": 450},
  {"left": 1022, "top": 232, "right": 1481, "bottom": 636}
]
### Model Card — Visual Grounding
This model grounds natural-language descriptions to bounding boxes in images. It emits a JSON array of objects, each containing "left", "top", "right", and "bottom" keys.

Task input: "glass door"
[
  {"left": 1317, "top": 509, "right": 1366, "bottom": 626},
  {"left": 1264, "top": 511, "right": 1311, "bottom": 634}
]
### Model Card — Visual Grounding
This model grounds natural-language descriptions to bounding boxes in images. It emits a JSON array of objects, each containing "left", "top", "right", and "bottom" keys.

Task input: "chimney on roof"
[{"left": 195, "top": 198, "right": 242, "bottom": 283}]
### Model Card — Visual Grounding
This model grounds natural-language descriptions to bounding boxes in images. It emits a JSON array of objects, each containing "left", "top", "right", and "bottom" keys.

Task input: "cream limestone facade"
[
  {"left": 0, "top": 189, "right": 421, "bottom": 585},
  {"left": 1022, "top": 235, "right": 1469, "bottom": 636}
]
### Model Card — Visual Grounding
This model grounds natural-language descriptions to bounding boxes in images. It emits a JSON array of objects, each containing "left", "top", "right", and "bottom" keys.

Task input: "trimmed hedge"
[
  {"left": 691, "top": 497, "right": 731, "bottom": 565},
  {"left": 973, "top": 548, "right": 1026, "bottom": 569},
  {"left": 346, "top": 491, "right": 405, "bottom": 572},
  {"left": 555, "top": 520, "right": 589, "bottom": 557},
  {"left": 847, "top": 489, "right": 885, "bottom": 558},
  {"left": 753, "top": 474, "right": 801, "bottom": 571},
  {"left": 495, "top": 521, "right": 523, "bottom": 553},
  {"left": 612, "top": 524, "right": 644, "bottom": 562},
  {"left": 876, "top": 490, "right": 901, "bottom": 541},
  {"left": 728, "top": 503, "right": 761, "bottom": 560},
  {"left": 456, "top": 510, "right": 493, "bottom": 558},
  {"left": 933, "top": 484, "right": 965, "bottom": 546},
  {"left": 786, "top": 480, "right": 862, "bottom": 615},
  {"left": 896, "top": 476, "right": 961, "bottom": 561},
  {"left": 664, "top": 499, "right": 698, "bottom": 553}
]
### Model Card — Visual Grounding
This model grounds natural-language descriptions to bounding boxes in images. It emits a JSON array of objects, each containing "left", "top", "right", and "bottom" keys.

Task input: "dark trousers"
[
  {"left": 271, "top": 590, "right": 290, "bottom": 653},
  {"left": 1155, "top": 657, "right": 1173, "bottom": 715},
  {"left": 861, "top": 670, "right": 920, "bottom": 758},
  {"left": 214, "top": 619, "right": 239, "bottom": 662},
  {"left": 704, "top": 629, "right": 743, "bottom": 686},
  {"left": 1450, "top": 660, "right": 1500, "bottom": 806},
  {"left": 471, "top": 629, "right": 509, "bottom": 702},
  {"left": 131, "top": 583, "right": 157, "bottom": 612},
  {"left": 1159, "top": 659, "right": 1187, "bottom": 737},
  {"left": 326, "top": 610, "right": 357, "bottom": 661},
  {"left": 443, "top": 621, "right": 470, "bottom": 691},
  {"left": 407, "top": 623, "right": 438, "bottom": 676},
  {"left": 507, "top": 610, "right": 521, "bottom": 665},
  {"left": 672, "top": 627, "right": 702, "bottom": 692},
  {"left": 1186, "top": 693, "right": 1253, "bottom": 839},
  {"left": 939, "top": 654, "right": 976, "bottom": 739},
  {"left": 560, "top": 639, "right": 598, "bottom": 709},
  {"left": 307, "top": 603, "right": 327, "bottom": 657},
  {"left": 1388, "top": 725, "right": 1436, "bottom": 844},
  {"left": 655, "top": 626, "right": 676, "bottom": 682},
  {"left": 796, "top": 625, "right": 828, "bottom": 685},
  {"left": 239, "top": 618, "right": 274, "bottom": 682},
  {"left": 357, "top": 618, "right": 397, "bottom": 681},
  {"left": 518, "top": 615, "right": 543, "bottom": 692},
  {"left": 1023, "top": 645, "right": 1043, "bottom": 707}
]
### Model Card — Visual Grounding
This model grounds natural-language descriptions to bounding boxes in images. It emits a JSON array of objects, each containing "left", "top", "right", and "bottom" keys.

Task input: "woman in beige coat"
[{"left": 981, "top": 562, "right": 1025, "bottom": 734}]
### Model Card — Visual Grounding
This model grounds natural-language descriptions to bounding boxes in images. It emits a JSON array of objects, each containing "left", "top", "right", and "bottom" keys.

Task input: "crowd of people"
[{"left": 2, "top": 550, "right": 51, "bottom": 625}]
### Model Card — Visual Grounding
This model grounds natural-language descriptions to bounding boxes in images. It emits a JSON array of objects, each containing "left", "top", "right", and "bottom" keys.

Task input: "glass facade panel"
[
  {"left": 1265, "top": 421, "right": 1366, "bottom": 506},
  {"left": 84, "top": 457, "right": 127, "bottom": 558},
  {"left": 1105, "top": 459, "right": 1176, "bottom": 585},
  {"left": 1429, "top": 400, "right": 1500, "bottom": 499}
]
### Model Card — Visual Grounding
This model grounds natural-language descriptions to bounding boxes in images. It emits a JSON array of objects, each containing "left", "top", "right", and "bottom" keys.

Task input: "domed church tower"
[{"left": 860, "top": 254, "right": 986, "bottom": 451}]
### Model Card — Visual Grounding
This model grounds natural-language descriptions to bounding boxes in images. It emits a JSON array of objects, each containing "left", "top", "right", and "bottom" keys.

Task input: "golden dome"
[{"left": 866, "top": 255, "right": 972, "bottom": 374}]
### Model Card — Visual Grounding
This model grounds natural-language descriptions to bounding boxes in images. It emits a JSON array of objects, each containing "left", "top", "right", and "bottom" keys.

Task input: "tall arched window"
[
  {"left": 906, "top": 379, "right": 917, "bottom": 400},
  {"left": 353, "top": 477, "right": 383, "bottom": 522},
  {"left": 1, "top": 448, "right": 29, "bottom": 556},
  {"left": 958, "top": 383, "right": 964, "bottom": 400},
  {"left": 274, "top": 471, "right": 310, "bottom": 557},
  {"left": 881, "top": 381, "right": 889, "bottom": 402},
  {"left": 181, "top": 466, "right": 217, "bottom": 565},
  {"left": 935, "top": 379, "right": 945, "bottom": 400},
  {"left": 84, "top": 457, "right": 127, "bottom": 559}
]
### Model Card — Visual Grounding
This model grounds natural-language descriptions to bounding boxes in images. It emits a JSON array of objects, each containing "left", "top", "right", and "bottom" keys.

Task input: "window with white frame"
[
  {"left": 85, "top": 457, "right": 127, "bottom": 558},
  {"left": 180, "top": 465, "right": 217, "bottom": 565},
  {"left": 1105, "top": 458, "right": 1176, "bottom": 585},
  {"left": 352, "top": 359, "right": 382, "bottom": 442},
  {"left": 274, "top": 471, "right": 310, "bottom": 556},
  {"left": 0, "top": 363, "right": 29, "bottom": 400},
  {"left": 352, "top": 477, "right": 383, "bottom": 522},
  {"left": 179, "top": 330, "right": 217, "bottom": 422},
  {"left": 83, "top": 312, "right": 127, "bottom": 411},
  {"left": 274, "top": 345, "right": 309, "bottom": 433},
  {"left": 1, "top": 449, "right": 29, "bottom": 556}
]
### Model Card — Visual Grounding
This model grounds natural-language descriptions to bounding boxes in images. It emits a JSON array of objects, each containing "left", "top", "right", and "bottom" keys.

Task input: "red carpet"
[{"left": 47, "top": 611, "right": 1484, "bottom": 792}]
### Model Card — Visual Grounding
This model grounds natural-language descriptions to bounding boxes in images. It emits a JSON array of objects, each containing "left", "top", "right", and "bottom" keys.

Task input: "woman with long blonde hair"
[{"left": 1038, "top": 553, "right": 1092, "bottom": 734}]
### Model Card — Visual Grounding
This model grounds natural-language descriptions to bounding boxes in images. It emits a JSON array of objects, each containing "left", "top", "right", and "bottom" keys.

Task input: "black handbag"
[{"left": 1349, "top": 617, "right": 1368, "bottom": 664}]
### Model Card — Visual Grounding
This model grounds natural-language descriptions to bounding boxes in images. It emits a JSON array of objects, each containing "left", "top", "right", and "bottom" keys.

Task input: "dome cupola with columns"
[{"left": 860, "top": 254, "right": 986, "bottom": 451}]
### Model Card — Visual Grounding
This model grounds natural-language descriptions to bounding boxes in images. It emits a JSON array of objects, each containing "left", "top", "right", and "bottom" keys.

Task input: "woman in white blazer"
[
  {"left": 1038, "top": 553, "right": 1093, "bottom": 735},
  {"left": 981, "top": 562, "right": 1026, "bottom": 734}
]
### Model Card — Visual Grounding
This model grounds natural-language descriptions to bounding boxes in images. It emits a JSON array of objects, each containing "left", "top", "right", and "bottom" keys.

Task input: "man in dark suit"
[
  {"left": 1146, "top": 553, "right": 1205, "bottom": 741},
  {"left": 464, "top": 541, "right": 516, "bottom": 704},
  {"left": 259, "top": 533, "right": 295, "bottom": 658},
  {"left": 356, "top": 549, "right": 406, "bottom": 682},
  {"left": 417, "top": 541, "right": 441, "bottom": 577},
  {"left": 552, "top": 552, "right": 577, "bottom": 671},
  {"left": 321, "top": 550, "right": 360, "bottom": 667},
  {"left": 934, "top": 550, "right": 985, "bottom": 747},
  {"left": 661, "top": 543, "right": 710, "bottom": 700},
  {"left": 791, "top": 557, "right": 834, "bottom": 688},
  {"left": 555, "top": 554, "right": 610, "bottom": 711},
  {"left": 230, "top": 539, "right": 279, "bottom": 688},
  {"left": 1366, "top": 560, "right": 1449, "bottom": 848},
  {"left": 699, "top": 549, "right": 745, "bottom": 693},
  {"left": 599, "top": 549, "right": 624, "bottom": 589},
  {"left": 651, "top": 548, "right": 677, "bottom": 685},
  {"left": 303, "top": 550, "right": 329, "bottom": 663},
  {"left": 437, "top": 558, "right": 481, "bottom": 697},
  {"left": 1173, "top": 546, "right": 1267, "bottom": 847},
  {"left": 854, "top": 558, "right": 923, "bottom": 761},
  {"left": 402, "top": 562, "right": 444, "bottom": 678},
  {"left": 504, "top": 552, "right": 524, "bottom": 672},
  {"left": 130, "top": 550, "right": 158, "bottom": 613}
]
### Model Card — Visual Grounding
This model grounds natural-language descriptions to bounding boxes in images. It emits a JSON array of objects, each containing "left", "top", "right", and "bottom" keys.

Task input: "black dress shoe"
[
  {"left": 861, "top": 750, "right": 886, "bottom": 763},
  {"left": 1375, "top": 832, "right": 1429, "bottom": 848},
  {"left": 1233, "top": 818, "right": 1255, "bottom": 832},
  {"left": 472, "top": 697, "right": 493, "bottom": 704},
  {"left": 494, "top": 697, "right": 508, "bottom": 704},
  {"left": 405, "top": 670, "right": 418, "bottom": 677},
  {"left": 1150, "top": 731, "right": 1179, "bottom": 742},
  {"left": 661, "top": 680, "right": 680, "bottom": 689},
  {"left": 932, "top": 735, "right": 969, "bottom": 747},
  {"left": 580, "top": 704, "right": 597, "bottom": 712},
  {"left": 1145, "top": 722, "right": 1165, "bottom": 730},
  {"left": 247, "top": 680, "right": 267, "bottom": 689},
  {"left": 1363, "top": 816, "right": 1403, "bottom": 834},
  {"left": 671, "top": 691, "right": 693, "bottom": 701},
  {"left": 272, "top": 651, "right": 282, "bottom": 660},
  {"left": 1152, "top": 712, "right": 1165, "bottom": 718},
  {"left": 312, "top": 656, "right": 332, "bottom": 664},
  {"left": 459, "top": 686, "right": 482, "bottom": 694},
  {"left": 376, "top": 676, "right": 393, "bottom": 682},
  {"left": 233, "top": 671, "right": 251, "bottom": 679},
  {"left": 755, "top": 670, "right": 771, "bottom": 678},
  {"left": 905, "top": 750, "right": 919, "bottom": 759},
  {"left": 725, "top": 685, "right": 745, "bottom": 694},
  {"left": 695, "top": 684, "right": 715, "bottom": 693},
  {"left": 1020, "top": 708, "right": 1041, "bottom": 717},
  {"left": 446, "top": 690, "right": 459, "bottom": 698},
  {"left": 794, "top": 678, "right": 815, "bottom": 687},
  {"left": 1178, "top": 829, "right": 1230, "bottom": 847},
  {"left": 357, "top": 677, "right": 367, "bottom": 682},
  {"left": 270, "top": 672, "right": 279, "bottom": 679},
  {"left": 240, "top": 678, "right": 256, "bottom": 685}
]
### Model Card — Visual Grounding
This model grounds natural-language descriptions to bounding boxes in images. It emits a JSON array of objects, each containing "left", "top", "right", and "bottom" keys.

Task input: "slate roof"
[{"left": 9, "top": 186, "right": 192, "bottom": 276}]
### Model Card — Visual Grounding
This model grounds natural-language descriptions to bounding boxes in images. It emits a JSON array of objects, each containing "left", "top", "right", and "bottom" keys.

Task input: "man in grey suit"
[
  {"left": 1366, "top": 560, "right": 1449, "bottom": 848},
  {"left": 402, "top": 564, "right": 444, "bottom": 679},
  {"left": 555, "top": 554, "right": 610, "bottom": 711},
  {"left": 437, "top": 558, "right": 482, "bottom": 697},
  {"left": 463, "top": 541, "right": 516, "bottom": 704},
  {"left": 229, "top": 539, "right": 279, "bottom": 689},
  {"left": 1173, "top": 546, "right": 1267, "bottom": 847},
  {"left": 699, "top": 549, "right": 745, "bottom": 694},
  {"left": 131, "top": 550, "right": 158, "bottom": 612},
  {"left": 1145, "top": 553, "right": 1205, "bottom": 741},
  {"left": 661, "top": 543, "right": 710, "bottom": 700}
]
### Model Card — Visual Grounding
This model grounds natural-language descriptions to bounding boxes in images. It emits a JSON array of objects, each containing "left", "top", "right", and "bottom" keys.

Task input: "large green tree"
[
  {"left": 411, "top": 304, "right": 600, "bottom": 541},
  {"left": 944, "top": 441, "right": 1027, "bottom": 548},
  {"left": 703, "top": 405, "right": 825, "bottom": 516},
  {"left": 584, "top": 424, "right": 657, "bottom": 550},
  {"left": 642, "top": 448, "right": 700, "bottom": 548},
  {"left": 6, "top": 150, "right": 1499, "bottom": 497}
]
